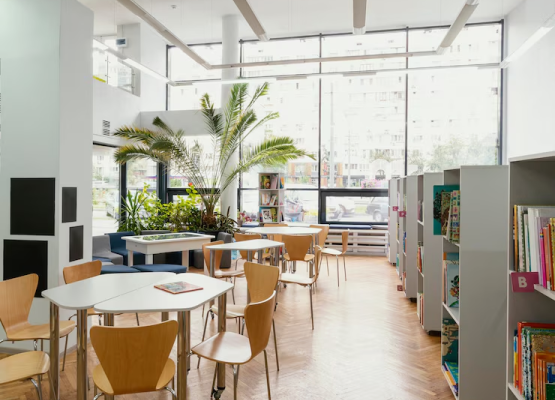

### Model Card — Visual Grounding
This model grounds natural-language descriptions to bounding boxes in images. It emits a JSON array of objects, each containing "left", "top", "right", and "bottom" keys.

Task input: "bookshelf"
[
  {"left": 388, "top": 178, "right": 398, "bottom": 265},
  {"left": 405, "top": 175, "right": 418, "bottom": 299},
  {"left": 440, "top": 166, "right": 508, "bottom": 400},
  {"left": 506, "top": 152, "right": 555, "bottom": 400},
  {"left": 258, "top": 172, "right": 285, "bottom": 223},
  {"left": 417, "top": 172, "right": 443, "bottom": 333},
  {"left": 397, "top": 178, "right": 406, "bottom": 282}
]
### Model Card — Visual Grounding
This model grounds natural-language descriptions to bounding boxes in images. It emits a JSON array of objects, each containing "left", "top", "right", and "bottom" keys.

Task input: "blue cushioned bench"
[
  {"left": 133, "top": 264, "right": 188, "bottom": 274},
  {"left": 101, "top": 265, "right": 141, "bottom": 274}
]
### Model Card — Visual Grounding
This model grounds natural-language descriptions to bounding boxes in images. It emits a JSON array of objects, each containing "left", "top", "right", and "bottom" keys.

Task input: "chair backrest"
[
  {"left": 0, "top": 274, "right": 37, "bottom": 336},
  {"left": 202, "top": 240, "right": 224, "bottom": 275},
  {"left": 342, "top": 231, "right": 349, "bottom": 254},
  {"left": 281, "top": 235, "right": 312, "bottom": 261},
  {"left": 310, "top": 224, "right": 330, "bottom": 247},
  {"left": 234, "top": 233, "right": 262, "bottom": 259},
  {"left": 264, "top": 223, "right": 287, "bottom": 242},
  {"left": 313, "top": 246, "right": 323, "bottom": 283},
  {"left": 244, "top": 292, "right": 276, "bottom": 360},
  {"left": 63, "top": 260, "right": 102, "bottom": 284},
  {"left": 244, "top": 262, "right": 279, "bottom": 303},
  {"left": 90, "top": 321, "right": 178, "bottom": 395}
]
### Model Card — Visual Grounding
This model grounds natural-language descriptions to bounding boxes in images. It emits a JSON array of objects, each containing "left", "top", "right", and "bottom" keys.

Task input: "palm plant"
[{"left": 113, "top": 82, "right": 315, "bottom": 228}]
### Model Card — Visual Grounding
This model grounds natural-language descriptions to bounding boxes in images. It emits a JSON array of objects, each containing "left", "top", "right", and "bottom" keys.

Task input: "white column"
[{"left": 220, "top": 15, "right": 240, "bottom": 218}]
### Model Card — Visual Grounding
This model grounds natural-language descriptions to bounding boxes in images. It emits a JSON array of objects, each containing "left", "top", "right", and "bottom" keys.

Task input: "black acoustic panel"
[
  {"left": 62, "top": 187, "right": 77, "bottom": 223},
  {"left": 69, "top": 225, "right": 84, "bottom": 262},
  {"left": 3, "top": 240, "right": 48, "bottom": 297},
  {"left": 11, "top": 178, "right": 55, "bottom": 236}
]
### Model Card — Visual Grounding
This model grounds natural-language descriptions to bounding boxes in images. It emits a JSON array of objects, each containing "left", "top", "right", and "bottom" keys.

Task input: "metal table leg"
[
  {"left": 103, "top": 314, "right": 114, "bottom": 400},
  {"left": 162, "top": 312, "right": 169, "bottom": 321},
  {"left": 177, "top": 310, "right": 190, "bottom": 400},
  {"left": 209, "top": 249, "right": 216, "bottom": 308},
  {"left": 49, "top": 303, "right": 59, "bottom": 400},
  {"left": 76, "top": 309, "right": 88, "bottom": 400},
  {"left": 216, "top": 293, "right": 227, "bottom": 397}
]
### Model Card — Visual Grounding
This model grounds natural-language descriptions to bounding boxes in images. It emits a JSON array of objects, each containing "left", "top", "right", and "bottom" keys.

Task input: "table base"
[{"left": 49, "top": 304, "right": 59, "bottom": 400}]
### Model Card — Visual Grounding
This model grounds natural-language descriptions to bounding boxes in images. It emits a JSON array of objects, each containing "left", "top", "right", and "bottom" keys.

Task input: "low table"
[
  {"left": 95, "top": 273, "right": 233, "bottom": 400},
  {"left": 123, "top": 232, "right": 214, "bottom": 267}
]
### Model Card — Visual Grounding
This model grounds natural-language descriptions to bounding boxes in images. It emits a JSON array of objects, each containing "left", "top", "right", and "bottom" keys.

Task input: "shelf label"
[
  {"left": 399, "top": 211, "right": 406, "bottom": 217},
  {"left": 511, "top": 272, "right": 539, "bottom": 292},
  {"left": 392, "top": 206, "right": 399, "bottom": 211}
]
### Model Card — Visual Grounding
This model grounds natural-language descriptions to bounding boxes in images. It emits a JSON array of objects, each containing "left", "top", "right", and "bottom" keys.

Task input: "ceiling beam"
[{"left": 233, "top": 0, "right": 269, "bottom": 41}]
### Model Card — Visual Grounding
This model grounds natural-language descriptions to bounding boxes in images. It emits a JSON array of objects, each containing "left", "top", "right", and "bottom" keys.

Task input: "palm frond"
[{"left": 114, "top": 144, "right": 171, "bottom": 165}]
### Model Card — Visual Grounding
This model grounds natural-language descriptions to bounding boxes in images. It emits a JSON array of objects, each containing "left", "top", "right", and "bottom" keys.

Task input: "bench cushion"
[
  {"left": 133, "top": 264, "right": 188, "bottom": 274},
  {"left": 101, "top": 265, "right": 141, "bottom": 274}
]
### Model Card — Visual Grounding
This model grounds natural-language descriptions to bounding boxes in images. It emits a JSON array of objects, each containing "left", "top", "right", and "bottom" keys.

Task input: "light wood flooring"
[{"left": 0, "top": 255, "right": 454, "bottom": 400}]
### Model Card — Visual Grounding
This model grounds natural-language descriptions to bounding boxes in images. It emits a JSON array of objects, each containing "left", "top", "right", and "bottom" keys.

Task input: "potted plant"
[{"left": 113, "top": 83, "right": 314, "bottom": 232}]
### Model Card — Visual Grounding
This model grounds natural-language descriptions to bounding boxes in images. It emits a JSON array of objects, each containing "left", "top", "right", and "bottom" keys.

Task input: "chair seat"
[
  {"left": 8, "top": 321, "right": 76, "bottom": 341},
  {"left": 101, "top": 265, "right": 141, "bottom": 274},
  {"left": 284, "top": 253, "right": 315, "bottom": 262},
  {"left": 279, "top": 273, "right": 312, "bottom": 286},
  {"left": 134, "top": 264, "right": 187, "bottom": 274},
  {"left": 322, "top": 248, "right": 342, "bottom": 256},
  {"left": 93, "top": 358, "right": 175, "bottom": 395},
  {"left": 192, "top": 332, "right": 251, "bottom": 365},
  {"left": 0, "top": 351, "right": 50, "bottom": 385},
  {"left": 210, "top": 304, "right": 245, "bottom": 319},
  {"left": 215, "top": 269, "right": 245, "bottom": 278}
]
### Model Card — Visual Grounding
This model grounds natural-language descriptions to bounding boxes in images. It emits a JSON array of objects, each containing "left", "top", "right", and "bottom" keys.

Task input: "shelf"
[
  {"left": 397, "top": 239, "right": 400, "bottom": 245},
  {"left": 443, "top": 303, "right": 460, "bottom": 325},
  {"left": 442, "top": 367, "right": 459, "bottom": 399},
  {"left": 403, "top": 251, "right": 406, "bottom": 257},
  {"left": 534, "top": 284, "right": 555, "bottom": 301},
  {"left": 418, "top": 220, "right": 424, "bottom": 226},
  {"left": 259, "top": 188, "right": 283, "bottom": 191},
  {"left": 508, "top": 383, "right": 524, "bottom": 400},
  {"left": 258, "top": 205, "right": 282, "bottom": 207},
  {"left": 443, "top": 236, "right": 460, "bottom": 247},
  {"left": 419, "top": 269, "right": 424, "bottom": 278}
]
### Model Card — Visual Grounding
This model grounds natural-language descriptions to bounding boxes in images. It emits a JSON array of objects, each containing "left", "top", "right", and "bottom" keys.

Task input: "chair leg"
[
  {"left": 336, "top": 256, "right": 340, "bottom": 287},
  {"left": 326, "top": 255, "right": 329, "bottom": 276},
  {"left": 233, "top": 365, "right": 240, "bottom": 400},
  {"left": 30, "top": 377, "right": 42, "bottom": 400},
  {"left": 136, "top": 313, "right": 140, "bottom": 326},
  {"left": 343, "top": 255, "right": 347, "bottom": 281},
  {"left": 62, "top": 334, "right": 69, "bottom": 371},
  {"left": 231, "top": 286, "right": 236, "bottom": 305},
  {"left": 33, "top": 340, "right": 38, "bottom": 351},
  {"left": 211, "top": 363, "right": 218, "bottom": 396},
  {"left": 238, "top": 317, "right": 242, "bottom": 334},
  {"left": 263, "top": 350, "right": 272, "bottom": 400},
  {"left": 272, "top": 319, "right": 280, "bottom": 371},
  {"left": 309, "top": 285, "right": 314, "bottom": 330},
  {"left": 198, "top": 310, "right": 211, "bottom": 368}
]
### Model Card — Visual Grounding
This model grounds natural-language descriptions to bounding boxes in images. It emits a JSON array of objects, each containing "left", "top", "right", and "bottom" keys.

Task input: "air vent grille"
[{"left": 102, "top": 120, "right": 110, "bottom": 136}]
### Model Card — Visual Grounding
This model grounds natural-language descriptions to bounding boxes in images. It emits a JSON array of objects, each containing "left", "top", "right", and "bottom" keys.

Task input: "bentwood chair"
[
  {"left": 322, "top": 230, "right": 349, "bottom": 286},
  {"left": 203, "top": 241, "right": 245, "bottom": 304},
  {"left": 262, "top": 223, "right": 288, "bottom": 263},
  {"left": 279, "top": 246, "right": 322, "bottom": 330},
  {"left": 0, "top": 274, "right": 75, "bottom": 370},
  {"left": 192, "top": 292, "right": 277, "bottom": 400},
  {"left": 198, "top": 262, "right": 281, "bottom": 370},
  {"left": 310, "top": 224, "right": 330, "bottom": 248},
  {"left": 234, "top": 232, "right": 262, "bottom": 269},
  {"left": 62, "top": 261, "right": 140, "bottom": 371},
  {"left": 90, "top": 321, "right": 178, "bottom": 399},
  {"left": 281, "top": 235, "right": 314, "bottom": 274},
  {"left": 0, "top": 351, "right": 53, "bottom": 400}
]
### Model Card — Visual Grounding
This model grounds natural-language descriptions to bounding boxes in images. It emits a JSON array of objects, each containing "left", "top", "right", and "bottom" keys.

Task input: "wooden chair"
[
  {"left": 310, "top": 224, "right": 330, "bottom": 248},
  {"left": 279, "top": 246, "right": 322, "bottom": 330},
  {"left": 322, "top": 230, "right": 349, "bottom": 286},
  {"left": 203, "top": 241, "right": 245, "bottom": 304},
  {"left": 234, "top": 232, "right": 262, "bottom": 268},
  {"left": 281, "top": 235, "right": 314, "bottom": 273},
  {"left": 0, "top": 274, "right": 75, "bottom": 372},
  {"left": 90, "top": 320, "right": 178, "bottom": 399},
  {"left": 0, "top": 351, "right": 53, "bottom": 400},
  {"left": 262, "top": 223, "right": 288, "bottom": 263},
  {"left": 62, "top": 261, "right": 140, "bottom": 371},
  {"left": 192, "top": 292, "right": 276, "bottom": 400},
  {"left": 198, "top": 262, "right": 281, "bottom": 370}
]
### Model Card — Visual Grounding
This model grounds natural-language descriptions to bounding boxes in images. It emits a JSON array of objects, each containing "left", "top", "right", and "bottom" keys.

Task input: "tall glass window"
[
  {"left": 92, "top": 145, "right": 120, "bottom": 235},
  {"left": 126, "top": 159, "right": 158, "bottom": 196}
]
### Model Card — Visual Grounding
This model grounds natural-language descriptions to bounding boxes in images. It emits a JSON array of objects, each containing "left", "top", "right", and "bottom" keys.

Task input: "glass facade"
[{"left": 92, "top": 145, "right": 120, "bottom": 235}]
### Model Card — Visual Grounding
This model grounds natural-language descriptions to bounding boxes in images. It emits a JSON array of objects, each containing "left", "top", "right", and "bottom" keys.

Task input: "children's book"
[
  {"left": 154, "top": 281, "right": 203, "bottom": 294},
  {"left": 280, "top": 176, "right": 285, "bottom": 189},
  {"left": 270, "top": 195, "right": 277, "bottom": 206},
  {"left": 433, "top": 185, "right": 460, "bottom": 235},
  {"left": 441, "top": 318, "right": 459, "bottom": 364},
  {"left": 517, "top": 323, "right": 555, "bottom": 392},
  {"left": 270, "top": 175, "right": 278, "bottom": 189},
  {"left": 445, "top": 361, "right": 459, "bottom": 385},
  {"left": 442, "top": 253, "right": 459, "bottom": 306},
  {"left": 261, "top": 175, "right": 271, "bottom": 189},
  {"left": 449, "top": 190, "right": 460, "bottom": 243}
]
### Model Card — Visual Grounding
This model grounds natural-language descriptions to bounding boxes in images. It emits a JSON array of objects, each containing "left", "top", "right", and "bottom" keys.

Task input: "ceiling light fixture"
[
  {"left": 501, "top": 13, "right": 555, "bottom": 68},
  {"left": 353, "top": 0, "right": 367, "bottom": 35},
  {"left": 187, "top": 77, "right": 277, "bottom": 86},
  {"left": 436, "top": 0, "right": 479, "bottom": 54},
  {"left": 232, "top": 0, "right": 269, "bottom": 41}
]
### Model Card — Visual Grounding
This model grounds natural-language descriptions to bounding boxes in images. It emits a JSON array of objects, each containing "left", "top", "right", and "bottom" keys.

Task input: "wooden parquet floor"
[{"left": 0, "top": 256, "right": 454, "bottom": 400}]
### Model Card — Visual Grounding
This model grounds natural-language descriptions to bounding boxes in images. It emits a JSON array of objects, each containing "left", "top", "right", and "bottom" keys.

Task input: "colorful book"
[
  {"left": 441, "top": 318, "right": 459, "bottom": 364},
  {"left": 154, "top": 281, "right": 203, "bottom": 294},
  {"left": 442, "top": 253, "right": 459, "bottom": 307},
  {"left": 270, "top": 175, "right": 278, "bottom": 189},
  {"left": 445, "top": 361, "right": 459, "bottom": 385},
  {"left": 433, "top": 185, "right": 460, "bottom": 235}
]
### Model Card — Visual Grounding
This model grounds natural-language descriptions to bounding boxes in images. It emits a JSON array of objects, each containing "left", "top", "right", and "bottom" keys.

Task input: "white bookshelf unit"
[
  {"left": 405, "top": 175, "right": 418, "bottom": 299},
  {"left": 506, "top": 152, "right": 555, "bottom": 400},
  {"left": 397, "top": 178, "right": 406, "bottom": 283},
  {"left": 258, "top": 172, "right": 285, "bottom": 223},
  {"left": 388, "top": 178, "right": 399, "bottom": 265},
  {"left": 417, "top": 172, "right": 443, "bottom": 333},
  {"left": 440, "top": 166, "right": 508, "bottom": 400}
]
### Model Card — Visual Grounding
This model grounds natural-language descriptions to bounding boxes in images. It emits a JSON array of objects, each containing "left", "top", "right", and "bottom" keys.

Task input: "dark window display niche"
[
  {"left": 69, "top": 225, "right": 84, "bottom": 262},
  {"left": 11, "top": 178, "right": 55, "bottom": 236},
  {"left": 3, "top": 240, "right": 48, "bottom": 297},
  {"left": 62, "top": 187, "right": 77, "bottom": 223}
]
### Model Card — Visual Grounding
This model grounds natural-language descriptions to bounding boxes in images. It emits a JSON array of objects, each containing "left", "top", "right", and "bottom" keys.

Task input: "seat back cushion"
[{"left": 92, "top": 235, "right": 112, "bottom": 254}]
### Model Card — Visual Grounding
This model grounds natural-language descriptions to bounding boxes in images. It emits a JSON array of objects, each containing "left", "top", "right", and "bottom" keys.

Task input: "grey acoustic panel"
[
  {"left": 62, "top": 187, "right": 77, "bottom": 223},
  {"left": 11, "top": 178, "right": 55, "bottom": 236},
  {"left": 69, "top": 225, "right": 84, "bottom": 262},
  {"left": 3, "top": 240, "right": 48, "bottom": 297}
]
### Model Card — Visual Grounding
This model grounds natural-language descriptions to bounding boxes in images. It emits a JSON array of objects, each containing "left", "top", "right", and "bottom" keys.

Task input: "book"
[
  {"left": 442, "top": 253, "right": 459, "bottom": 307},
  {"left": 445, "top": 361, "right": 459, "bottom": 385},
  {"left": 449, "top": 190, "right": 460, "bottom": 243},
  {"left": 270, "top": 195, "right": 277, "bottom": 206},
  {"left": 270, "top": 175, "right": 278, "bottom": 189},
  {"left": 433, "top": 185, "right": 460, "bottom": 235},
  {"left": 154, "top": 281, "right": 203, "bottom": 294},
  {"left": 261, "top": 208, "right": 273, "bottom": 223},
  {"left": 441, "top": 318, "right": 459, "bottom": 364},
  {"left": 517, "top": 323, "right": 555, "bottom": 392},
  {"left": 280, "top": 176, "right": 285, "bottom": 189},
  {"left": 261, "top": 175, "right": 271, "bottom": 189}
]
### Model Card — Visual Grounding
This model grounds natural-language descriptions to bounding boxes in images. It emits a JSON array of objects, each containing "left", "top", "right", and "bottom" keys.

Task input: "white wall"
[
  {"left": 506, "top": 0, "right": 555, "bottom": 159},
  {"left": 139, "top": 23, "right": 167, "bottom": 112}
]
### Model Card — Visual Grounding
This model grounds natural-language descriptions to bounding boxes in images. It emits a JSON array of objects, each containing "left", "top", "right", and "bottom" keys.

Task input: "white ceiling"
[{"left": 80, "top": 0, "right": 523, "bottom": 44}]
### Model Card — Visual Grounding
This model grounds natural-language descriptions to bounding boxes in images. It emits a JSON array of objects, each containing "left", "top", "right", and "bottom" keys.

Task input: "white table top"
[
  {"left": 246, "top": 227, "right": 321, "bottom": 235},
  {"left": 42, "top": 272, "right": 173, "bottom": 310},
  {"left": 94, "top": 274, "right": 233, "bottom": 313},
  {"left": 122, "top": 232, "right": 214, "bottom": 244},
  {"left": 208, "top": 239, "right": 284, "bottom": 251}
]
